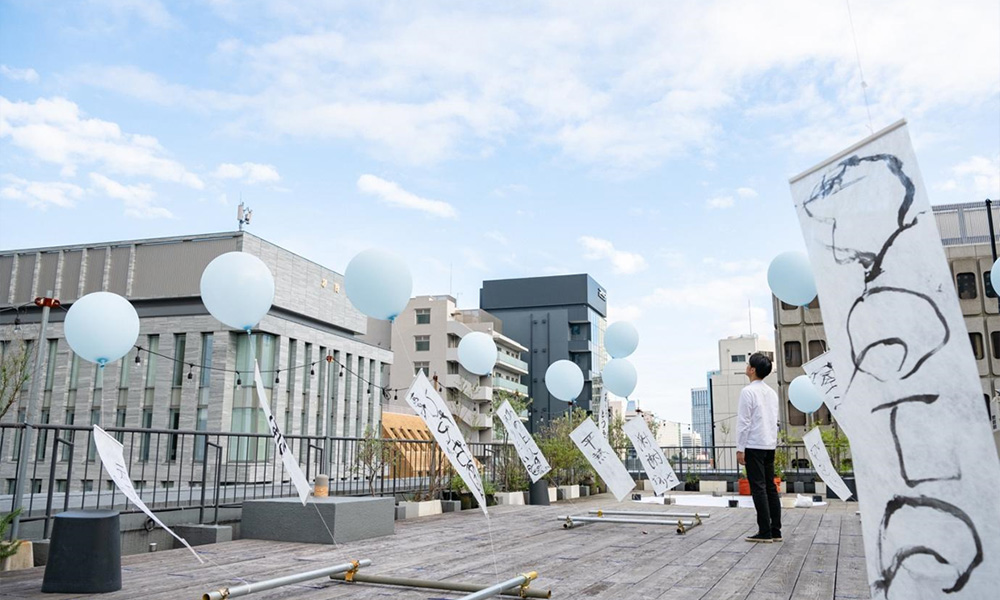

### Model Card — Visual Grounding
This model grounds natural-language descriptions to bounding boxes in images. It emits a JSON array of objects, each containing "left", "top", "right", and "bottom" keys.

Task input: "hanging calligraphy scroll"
[
  {"left": 254, "top": 360, "right": 311, "bottom": 505},
  {"left": 497, "top": 400, "right": 551, "bottom": 483},
  {"left": 570, "top": 418, "right": 634, "bottom": 501},
  {"left": 404, "top": 371, "right": 488, "bottom": 515},
  {"left": 790, "top": 120, "right": 1000, "bottom": 599},
  {"left": 623, "top": 416, "right": 680, "bottom": 495}
]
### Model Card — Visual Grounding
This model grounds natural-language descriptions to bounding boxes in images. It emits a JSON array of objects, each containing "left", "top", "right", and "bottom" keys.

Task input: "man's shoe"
[
  {"left": 771, "top": 536, "right": 783, "bottom": 542},
  {"left": 745, "top": 535, "right": 772, "bottom": 543}
]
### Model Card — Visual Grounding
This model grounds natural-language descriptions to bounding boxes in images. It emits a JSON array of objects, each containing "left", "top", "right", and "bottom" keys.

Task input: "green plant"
[
  {"left": 449, "top": 474, "right": 468, "bottom": 493},
  {"left": 533, "top": 408, "right": 593, "bottom": 486},
  {"left": 1, "top": 508, "right": 24, "bottom": 561},
  {"left": 1, "top": 337, "right": 34, "bottom": 420},
  {"left": 685, "top": 472, "right": 699, "bottom": 485},
  {"left": 483, "top": 479, "right": 497, "bottom": 495},
  {"left": 820, "top": 425, "right": 852, "bottom": 474},
  {"left": 354, "top": 427, "right": 400, "bottom": 496}
]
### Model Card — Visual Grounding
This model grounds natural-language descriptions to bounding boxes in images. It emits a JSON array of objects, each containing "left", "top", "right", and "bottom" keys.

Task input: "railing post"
[{"left": 43, "top": 431, "right": 60, "bottom": 539}]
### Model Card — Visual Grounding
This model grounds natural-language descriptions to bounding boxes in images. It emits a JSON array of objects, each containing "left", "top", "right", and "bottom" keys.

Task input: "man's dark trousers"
[{"left": 745, "top": 448, "right": 781, "bottom": 538}]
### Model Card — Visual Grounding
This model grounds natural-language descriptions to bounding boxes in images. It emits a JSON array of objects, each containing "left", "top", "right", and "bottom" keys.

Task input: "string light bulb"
[
  {"left": 13, "top": 315, "right": 21, "bottom": 333},
  {"left": 236, "top": 372, "right": 242, "bottom": 386},
  {"left": 275, "top": 370, "right": 280, "bottom": 384},
  {"left": 310, "top": 365, "right": 315, "bottom": 376},
  {"left": 134, "top": 351, "right": 141, "bottom": 365},
  {"left": 187, "top": 364, "right": 194, "bottom": 380}
]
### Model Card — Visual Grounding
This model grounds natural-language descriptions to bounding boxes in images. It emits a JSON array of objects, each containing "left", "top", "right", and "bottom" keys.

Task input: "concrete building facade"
[
  {"left": 0, "top": 232, "right": 392, "bottom": 493},
  {"left": 709, "top": 334, "right": 777, "bottom": 448},
  {"left": 385, "top": 295, "right": 528, "bottom": 443},
  {"left": 480, "top": 274, "right": 608, "bottom": 432},
  {"left": 773, "top": 201, "right": 1000, "bottom": 453}
]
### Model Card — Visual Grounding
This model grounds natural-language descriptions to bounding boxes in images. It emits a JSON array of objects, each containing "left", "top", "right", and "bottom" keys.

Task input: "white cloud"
[
  {"left": 706, "top": 196, "right": 734, "bottom": 209},
  {"left": 0, "top": 175, "right": 83, "bottom": 209},
  {"left": 356, "top": 174, "right": 457, "bottom": 218},
  {"left": 736, "top": 187, "right": 758, "bottom": 199},
  {"left": 0, "top": 65, "right": 39, "bottom": 83},
  {"left": 951, "top": 155, "right": 1000, "bottom": 198},
  {"left": 579, "top": 236, "right": 648, "bottom": 274},
  {"left": 213, "top": 162, "right": 281, "bottom": 184},
  {"left": 87, "top": 0, "right": 176, "bottom": 28},
  {"left": 0, "top": 96, "right": 204, "bottom": 189},
  {"left": 77, "top": 1, "right": 1000, "bottom": 171},
  {"left": 607, "top": 304, "right": 642, "bottom": 322},
  {"left": 89, "top": 173, "right": 173, "bottom": 219},
  {"left": 485, "top": 231, "right": 508, "bottom": 245}
]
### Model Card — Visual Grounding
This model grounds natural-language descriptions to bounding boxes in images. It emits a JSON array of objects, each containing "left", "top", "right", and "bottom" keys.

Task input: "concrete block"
[
  {"left": 172, "top": 524, "right": 233, "bottom": 548},
  {"left": 641, "top": 479, "right": 655, "bottom": 492},
  {"left": 1, "top": 540, "right": 33, "bottom": 571},
  {"left": 242, "top": 496, "right": 394, "bottom": 544},
  {"left": 698, "top": 480, "right": 727, "bottom": 493},
  {"left": 395, "top": 506, "right": 406, "bottom": 520},
  {"left": 398, "top": 500, "right": 442, "bottom": 518},
  {"left": 32, "top": 539, "right": 49, "bottom": 566},
  {"left": 441, "top": 500, "right": 462, "bottom": 513},
  {"left": 558, "top": 485, "right": 580, "bottom": 500},
  {"left": 548, "top": 487, "right": 558, "bottom": 503},
  {"left": 579, "top": 486, "right": 590, "bottom": 497},
  {"left": 494, "top": 492, "right": 525, "bottom": 506}
]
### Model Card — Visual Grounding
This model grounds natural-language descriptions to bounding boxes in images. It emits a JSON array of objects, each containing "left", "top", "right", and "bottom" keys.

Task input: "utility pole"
[{"left": 10, "top": 293, "right": 57, "bottom": 539}]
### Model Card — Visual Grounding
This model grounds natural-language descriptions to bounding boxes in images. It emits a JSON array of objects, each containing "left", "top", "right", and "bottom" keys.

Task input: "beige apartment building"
[
  {"left": 386, "top": 295, "right": 528, "bottom": 443},
  {"left": 709, "top": 334, "right": 777, "bottom": 448},
  {"left": 773, "top": 201, "right": 1000, "bottom": 451}
]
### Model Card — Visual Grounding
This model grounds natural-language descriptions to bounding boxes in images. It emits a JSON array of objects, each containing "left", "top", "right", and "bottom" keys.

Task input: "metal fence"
[
  {"left": 1, "top": 423, "right": 850, "bottom": 537},
  {"left": 0, "top": 423, "right": 523, "bottom": 533}
]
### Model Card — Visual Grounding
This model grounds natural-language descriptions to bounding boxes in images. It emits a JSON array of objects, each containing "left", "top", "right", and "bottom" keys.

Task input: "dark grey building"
[{"left": 480, "top": 274, "right": 607, "bottom": 431}]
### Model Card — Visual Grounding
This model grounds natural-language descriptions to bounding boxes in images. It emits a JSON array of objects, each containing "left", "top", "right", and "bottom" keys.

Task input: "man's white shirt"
[{"left": 736, "top": 380, "right": 779, "bottom": 452}]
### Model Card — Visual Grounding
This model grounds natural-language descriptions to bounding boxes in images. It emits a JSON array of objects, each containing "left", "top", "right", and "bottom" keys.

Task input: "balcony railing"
[
  {"left": 495, "top": 352, "right": 528, "bottom": 373},
  {"left": 492, "top": 377, "right": 528, "bottom": 395}
]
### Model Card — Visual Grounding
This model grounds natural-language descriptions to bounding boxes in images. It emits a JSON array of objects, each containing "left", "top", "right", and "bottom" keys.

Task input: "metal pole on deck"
[
  {"left": 202, "top": 559, "right": 372, "bottom": 600},
  {"left": 457, "top": 572, "right": 539, "bottom": 600},
  {"left": 330, "top": 572, "right": 551, "bottom": 598}
]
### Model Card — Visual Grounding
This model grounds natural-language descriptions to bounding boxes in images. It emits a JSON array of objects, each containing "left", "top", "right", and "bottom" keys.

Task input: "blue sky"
[{"left": 2, "top": 0, "right": 998, "bottom": 423}]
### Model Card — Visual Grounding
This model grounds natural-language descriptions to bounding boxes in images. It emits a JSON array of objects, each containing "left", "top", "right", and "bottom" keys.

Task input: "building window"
[
  {"left": 415, "top": 308, "right": 431, "bottom": 325},
  {"left": 956, "top": 272, "right": 978, "bottom": 300},
  {"left": 447, "top": 361, "right": 459, "bottom": 375},
  {"left": 731, "top": 355, "right": 746, "bottom": 363},
  {"left": 780, "top": 301, "right": 797, "bottom": 311},
  {"left": 985, "top": 272, "right": 998, "bottom": 299},
  {"left": 808, "top": 339, "right": 827, "bottom": 360},
  {"left": 140, "top": 408, "right": 153, "bottom": 462},
  {"left": 447, "top": 334, "right": 460, "bottom": 348},
  {"left": 807, "top": 296, "right": 820, "bottom": 310},
  {"left": 784, "top": 342, "right": 803, "bottom": 368},
  {"left": 970, "top": 332, "right": 985, "bottom": 360},
  {"left": 168, "top": 407, "right": 181, "bottom": 461},
  {"left": 991, "top": 332, "right": 1000, "bottom": 360},
  {"left": 415, "top": 336, "right": 430, "bottom": 352},
  {"left": 413, "top": 361, "right": 429, "bottom": 376},
  {"left": 81, "top": 480, "right": 94, "bottom": 492}
]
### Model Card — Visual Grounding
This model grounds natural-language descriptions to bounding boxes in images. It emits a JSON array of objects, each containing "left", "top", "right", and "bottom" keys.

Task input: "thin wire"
[{"left": 845, "top": 0, "right": 874, "bottom": 135}]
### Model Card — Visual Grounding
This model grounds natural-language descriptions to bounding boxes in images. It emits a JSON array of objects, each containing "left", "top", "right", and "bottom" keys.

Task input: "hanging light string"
[{"left": 132, "top": 344, "right": 408, "bottom": 398}]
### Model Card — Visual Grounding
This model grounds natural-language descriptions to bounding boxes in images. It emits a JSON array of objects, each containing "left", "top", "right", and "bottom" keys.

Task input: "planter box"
[
  {"left": 495, "top": 492, "right": 526, "bottom": 506},
  {"left": 641, "top": 479, "right": 655, "bottom": 492},
  {"left": 558, "top": 485, "right": 580, "bottom": 500},
  {"left": 814, "top": 482, "right": 826, "bottom": 495},
  {"left": 699, "top": 480, "right": 727, "bottom": 493},
  {"left": 1, "top": 541, "right": 33, "bottom": 571},
  {"left": 398, "top": 500, "right": 443, "bottom": 518},
  {"left": 441, "top": 500, "right": 462, "bottom": 513},
  {"left": 579, "top": 485, "right": 590, "bottom": 497},
  {"left": 548, "top": 487, "right": 558, "bottom": 503}
]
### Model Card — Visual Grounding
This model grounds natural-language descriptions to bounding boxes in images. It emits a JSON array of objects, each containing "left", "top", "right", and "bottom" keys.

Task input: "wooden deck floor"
[{"left": 0, "top": 493, "right": 869, "bottom": 600}]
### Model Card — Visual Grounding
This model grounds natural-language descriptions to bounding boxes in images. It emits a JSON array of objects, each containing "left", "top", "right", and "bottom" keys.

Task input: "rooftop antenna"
[
  {"left": 237, "top": 195, "right": 253, "bottom": 232},
  {"left": 748, "top": 299, "right": 753, "bottom": 336}
]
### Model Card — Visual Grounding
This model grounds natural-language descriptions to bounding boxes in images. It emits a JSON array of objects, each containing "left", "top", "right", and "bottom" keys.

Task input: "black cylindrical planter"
[
  {"left": 529, "top": 479, "right": 550, "bottom": 506},
  {"left": 42, "top": 510, "right": 122, "bottom": 593}
]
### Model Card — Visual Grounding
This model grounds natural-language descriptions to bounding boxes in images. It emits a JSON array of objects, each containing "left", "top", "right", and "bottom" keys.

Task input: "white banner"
[
  {"left": 790, "top": 120, "right": 1000, "bottom": 599},
  {"left": 92, "top": 425, "right": 202, "bottom": 562},
  {"left": 254, "top": 361, "right": 310, "bottom": 505},
  {"left": 623, "top": 417, "right": 680, "bottom": 495},
  {"left": 404, "top": 372, "right": 488, "bottom": 516},
  {"left": 598, "top": 389, "right": 608, "bottom": 439},
  {"left": 802, "top": 352, "right": 849, "bottom": 433},
  {"left": 802, "top": 427, "right": 853, "bottom": 501},
  {"left": 570, "top": 418, "right": 634, "bottom": 501},
  {"left": 497, "top": 400, "right": 551, "bottom": 483}
]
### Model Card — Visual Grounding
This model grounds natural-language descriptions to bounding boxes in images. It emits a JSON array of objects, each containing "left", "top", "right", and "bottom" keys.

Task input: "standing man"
[{"left": 736, "top": 352, "right": 781, "bottom": 543}]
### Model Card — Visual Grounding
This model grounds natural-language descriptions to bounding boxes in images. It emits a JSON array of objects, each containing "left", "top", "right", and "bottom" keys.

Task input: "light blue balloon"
[
  {"left": 200, "top": 252, "right": 275, "bottom": 331},
  {"left": 991, "top": 258, "right": 1000, "bottom": 298},
  {"left": 458, "top": 331, "right": 497, "bottom": 376},
  {"left": 344, "top": 249, "right": 413, "bottom": 321},
  {"left": 64, "top": 292, "right": 140, "bottom": 365},
  {"left": 602, "top": 358, "right": 637, "bottom": 397},
  {"left": 789, "top": 375, "right": 824, "bottom": 414},
  {"left": 545, "top": 360, "right": 584, "bottom": 401},
  {"left": 767, "top": 251, "right": 817, "bottom": 307},
  {"left": 605, "top": 321, "right": 639, "bottom": 359}
]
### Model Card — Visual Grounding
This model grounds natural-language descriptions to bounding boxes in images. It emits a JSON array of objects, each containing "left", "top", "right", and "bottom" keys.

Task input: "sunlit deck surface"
[{"left": 0, "top": 492, "right": 868, "bottom": 600}]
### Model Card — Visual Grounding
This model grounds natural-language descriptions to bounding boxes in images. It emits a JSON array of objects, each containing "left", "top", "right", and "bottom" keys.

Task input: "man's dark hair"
[{"left": 748, "top": 353, "right": 772, "bottom": 379}]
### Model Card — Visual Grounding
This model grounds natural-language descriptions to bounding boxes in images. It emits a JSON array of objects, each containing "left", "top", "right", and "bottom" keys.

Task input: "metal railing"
[{"left": 0, "top": 423, "right": 523, "bottom": 536}]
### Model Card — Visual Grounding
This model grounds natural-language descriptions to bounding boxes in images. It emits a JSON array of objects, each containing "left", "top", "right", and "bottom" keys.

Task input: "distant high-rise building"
[
  {"left": 709, "top": 334, "right": 776, "bottom": 448},
  {"left": 480, "top": 274, "right": 607, "bottom": 431},
  {"left": 690, "top": 386, "right": 712, "bottom": 448}
]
